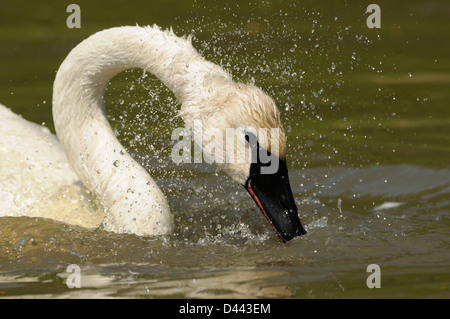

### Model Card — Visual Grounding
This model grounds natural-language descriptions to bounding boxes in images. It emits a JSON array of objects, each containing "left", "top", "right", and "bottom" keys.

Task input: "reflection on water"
[
  {"left": 1, "top": 0, "right": 449, "bottom": 298},
  {"left": 3, "top": 265, "right": 292, "bottom": 298}
]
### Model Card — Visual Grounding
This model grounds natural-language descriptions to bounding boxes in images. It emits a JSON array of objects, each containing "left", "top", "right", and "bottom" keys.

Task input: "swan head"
[{"left": 184, "top": 82, "right": 307, "bottom": 242}]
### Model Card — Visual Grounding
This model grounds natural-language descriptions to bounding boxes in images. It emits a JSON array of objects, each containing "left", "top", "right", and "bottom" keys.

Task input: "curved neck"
[{"left": 52, "top": 26, "right": 229, "bottom": 236}]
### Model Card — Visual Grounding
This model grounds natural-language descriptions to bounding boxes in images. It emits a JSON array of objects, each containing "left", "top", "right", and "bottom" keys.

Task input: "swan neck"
[
  {"left": 77, "top": 26, "right": 229, "bottom": 103},
  {"left": 52, "top": 26, "right": 216, "bottom": 236}
]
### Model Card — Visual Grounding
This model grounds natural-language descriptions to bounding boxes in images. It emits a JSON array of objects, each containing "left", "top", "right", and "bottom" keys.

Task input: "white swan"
[{"left": 0, "top": 25, "right": 306, "bottom": 241}]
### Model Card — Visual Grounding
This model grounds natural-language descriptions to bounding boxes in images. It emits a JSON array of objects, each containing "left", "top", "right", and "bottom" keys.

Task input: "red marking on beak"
[{"left": 246, "top": 181, "right": 286, "bottom": 242}]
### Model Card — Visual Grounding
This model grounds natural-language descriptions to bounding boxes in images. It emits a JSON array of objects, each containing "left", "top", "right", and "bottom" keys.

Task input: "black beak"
[{"left": 244, "top": 157, "right": 307, "bottom": 243}]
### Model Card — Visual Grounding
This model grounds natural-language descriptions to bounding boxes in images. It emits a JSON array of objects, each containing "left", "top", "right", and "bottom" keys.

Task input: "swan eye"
[
  {"left": 244, "top": 131, "right": 272, "bottom": 168},
  {"left": 244, "top": 131, "right": 258, "bottom": 148}
]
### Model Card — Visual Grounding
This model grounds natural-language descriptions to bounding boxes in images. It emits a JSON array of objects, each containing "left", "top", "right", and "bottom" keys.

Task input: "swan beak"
[{"left": 244, "top": 159, "right": 306, "bottom": 242}]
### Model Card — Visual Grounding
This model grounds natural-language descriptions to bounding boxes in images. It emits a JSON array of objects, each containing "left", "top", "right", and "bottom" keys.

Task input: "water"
[{"left": 0, "top": 1, "right": 449, "bottom": 298}]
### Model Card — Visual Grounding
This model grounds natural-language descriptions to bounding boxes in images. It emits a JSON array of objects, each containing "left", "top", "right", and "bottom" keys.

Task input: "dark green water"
[{"left": 0, "top": 0, "right": 449, "bottom": 298}]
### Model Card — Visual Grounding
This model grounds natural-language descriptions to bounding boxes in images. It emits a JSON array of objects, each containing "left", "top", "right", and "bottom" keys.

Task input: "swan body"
[
  {"left": 0, "top": 104, "right": 105, "bottom": 229},
  {"left": 0, "top": 105, "right": 77, "bottom": 212},
  {"left": 1, "top": 25, "right": 306, "bottom": 241}
]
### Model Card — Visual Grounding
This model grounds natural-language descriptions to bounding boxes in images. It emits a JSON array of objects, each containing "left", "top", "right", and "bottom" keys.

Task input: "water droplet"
[{"left": 113, "top": 160, "right": 120, "bottom": 167}]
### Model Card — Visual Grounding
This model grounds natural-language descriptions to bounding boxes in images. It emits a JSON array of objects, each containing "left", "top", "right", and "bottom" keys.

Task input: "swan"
[{"left": 0, "top": 25, "right": 306, "bottom": 242}]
